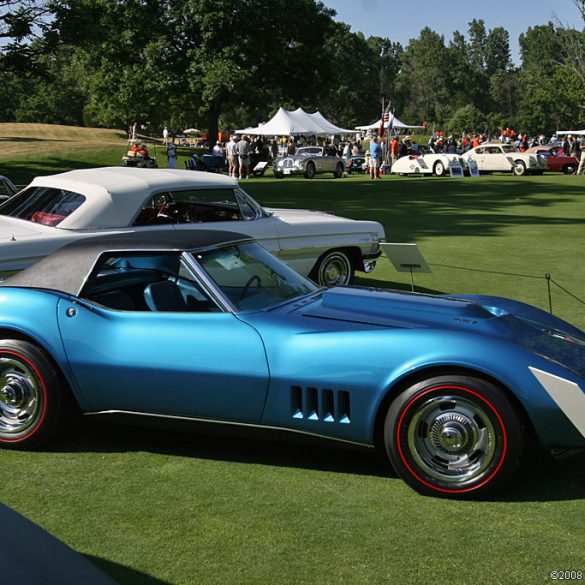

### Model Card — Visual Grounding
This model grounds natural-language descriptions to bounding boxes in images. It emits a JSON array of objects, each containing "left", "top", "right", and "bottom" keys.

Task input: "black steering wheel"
[{"left": 239, "top": 275, "right": 261, "bottom": 301}]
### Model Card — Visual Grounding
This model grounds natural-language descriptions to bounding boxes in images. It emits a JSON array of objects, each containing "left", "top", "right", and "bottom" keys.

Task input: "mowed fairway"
[{"left": 0, "top": 126, "right": 584, "bottom": 585}]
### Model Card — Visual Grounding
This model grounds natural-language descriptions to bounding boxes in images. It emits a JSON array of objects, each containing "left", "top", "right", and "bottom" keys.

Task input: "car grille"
[{"left": 290, "top": 386, "right": 351, "bottom": 424}]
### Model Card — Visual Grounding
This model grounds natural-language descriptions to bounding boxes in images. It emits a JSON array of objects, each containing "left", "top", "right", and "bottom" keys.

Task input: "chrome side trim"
[
  {"left": 181, "top": 252, "right": 237, "bottom": 313},
  {"left": 84, "top": 409, "right": 372, "bottom": 448},
  {"left": 529, "top": 367, "right": 585, "bottom": 438}
]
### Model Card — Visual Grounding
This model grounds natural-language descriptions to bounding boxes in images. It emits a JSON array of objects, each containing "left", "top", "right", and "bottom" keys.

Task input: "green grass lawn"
[{"left": 0, "top": 149, "right": 584, "bottom": 584}]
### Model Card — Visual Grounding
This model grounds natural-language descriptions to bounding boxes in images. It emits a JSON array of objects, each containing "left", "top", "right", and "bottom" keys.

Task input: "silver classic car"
[
  {"left": 273, "top": 146, "right": 345, "bottom": 179},
  {"left": 0, "top": 167, "right": 384, "bottom": 286}
]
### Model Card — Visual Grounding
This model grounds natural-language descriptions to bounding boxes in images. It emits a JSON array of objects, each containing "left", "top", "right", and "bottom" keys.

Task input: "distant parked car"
[
  {"left": 273, "top": 146, "right": 345, "bottom": 179},
  {"left": 391, "top": 151, "right": 466, "bottom": 177},
  {"left": 524, "top": 145, "right": 578, "bottom": 174},
  {"left": 464, "top": 144, "right": 547, "bottom": 175},
  {"left": 0, "top": 167, "right": 384, "bottom": 286}
]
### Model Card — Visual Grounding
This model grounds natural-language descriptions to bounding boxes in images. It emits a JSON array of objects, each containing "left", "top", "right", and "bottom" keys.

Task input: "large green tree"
[{"left": 517, "top": 23, "right": 582, "bottom": 133}]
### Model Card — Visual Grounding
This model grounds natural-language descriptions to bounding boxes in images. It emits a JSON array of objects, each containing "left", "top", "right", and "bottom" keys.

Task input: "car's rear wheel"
[
  {"left": 433, "top": 161, "right": 446, "bottom": 177},
  {"left": 333, "top": 162, "right": 344, "bottom": 178},
  {"left": 563, "top": 164, "right": 576, "bottom": 175},
  {"left": 304, "top": 162, "right": 316, "bottom": 179},
  {"left": 384, "top": 375, "right": 524, "bottom": 497},
  {"left": 0, "top": 341, "right": 62, "bottom": 449},
  {"left": 513, "top": 160, "right": 527, "bottom": 176},
  {"left": 310, "top": 250, "right": 354, "bottom": 287}
]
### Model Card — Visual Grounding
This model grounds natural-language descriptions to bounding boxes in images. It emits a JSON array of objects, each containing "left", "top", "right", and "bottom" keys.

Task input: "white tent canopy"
[
  {"left": 355, "top": 114, "right": 423, "bottom": 131},
  {"left": 556, "top": 130, "right": 585, "bottom": 136},
  {"left": 236, "top": 107, "right": 355, "bottom": 136}
]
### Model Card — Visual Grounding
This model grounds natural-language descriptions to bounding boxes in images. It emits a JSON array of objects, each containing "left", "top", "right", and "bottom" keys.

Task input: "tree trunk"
[{"left": 206, "top": 99, "right": 222, "bottom": 151}]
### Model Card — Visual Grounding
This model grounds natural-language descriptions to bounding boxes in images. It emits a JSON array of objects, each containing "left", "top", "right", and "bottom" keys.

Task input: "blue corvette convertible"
[{"left": 0, "top": 230, "right": 584, "bottom": 497}]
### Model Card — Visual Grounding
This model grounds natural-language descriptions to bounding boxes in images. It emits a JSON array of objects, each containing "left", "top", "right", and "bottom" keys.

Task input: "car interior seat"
[
  {"left": 143, "top": 280, "right": 188, "bottom": 311},
  {"left": 91, "top": 290, "right": 135, "bottom": 310}
]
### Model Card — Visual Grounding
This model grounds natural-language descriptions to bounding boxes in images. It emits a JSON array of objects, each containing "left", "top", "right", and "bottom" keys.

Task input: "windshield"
[
  {"left": 0, "top": 186, "right": 85, "bottom": 227},
  {"left": 501, "top": 145, "right": 516, "bottom": 153},
  {"left": 193, "top": 242, "right": 318, "bottom": 311}
]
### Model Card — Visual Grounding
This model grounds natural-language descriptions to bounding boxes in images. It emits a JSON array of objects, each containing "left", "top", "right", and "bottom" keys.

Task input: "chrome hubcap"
[
  {"left": 0, "top": 358, "right": 40, "bottom": 435},
  {"left": 407, "top": 395, "right": 497, "bottom": 484},
  {"left": 319, "top": 254, "right": 350, "bottom": 286}
]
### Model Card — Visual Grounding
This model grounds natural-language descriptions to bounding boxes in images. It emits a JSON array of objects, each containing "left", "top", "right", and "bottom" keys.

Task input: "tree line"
[{"left": 1, "top": 0, "right": 585, "bottom": 144}]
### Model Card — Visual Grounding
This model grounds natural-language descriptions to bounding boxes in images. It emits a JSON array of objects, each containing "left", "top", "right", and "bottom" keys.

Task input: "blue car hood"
[{"left": 294, "top": 287, "right": 585, "bottom": 376}]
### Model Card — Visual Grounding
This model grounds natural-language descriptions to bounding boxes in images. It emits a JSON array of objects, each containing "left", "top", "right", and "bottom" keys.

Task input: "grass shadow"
[
  {"left": 51, "top": 416, "right": 393, "bottom": 479},
  {"left": 49, "top": 417, "right": 585, "bottom": 502},
  {"left": 85, "top": 555, "right": 172, "bottom": 585}
]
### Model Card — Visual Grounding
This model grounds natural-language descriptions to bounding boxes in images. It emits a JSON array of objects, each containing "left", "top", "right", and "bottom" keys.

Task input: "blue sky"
[{"left": 323, "top": 0, "right": 583, "bottom": 64}]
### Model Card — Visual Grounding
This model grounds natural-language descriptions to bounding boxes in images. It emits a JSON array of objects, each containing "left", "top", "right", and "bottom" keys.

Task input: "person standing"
[
  {"left": 237, "top": 135, "right": 251, "bottom": 179},
  {"left": 369, "top": 136, "right": 382, "bottom": 180},
  {"left": 167, "top": 142, "right": 177, "bottom": 169},
  {"left": 226, "top": 135, "right": 237, "bottom": 177},
  {"left": 577, "top": 138, "right": 585, "bottom": 175},
  {"left": 162, "top": 126, "right": 169, "bottom": 145}
]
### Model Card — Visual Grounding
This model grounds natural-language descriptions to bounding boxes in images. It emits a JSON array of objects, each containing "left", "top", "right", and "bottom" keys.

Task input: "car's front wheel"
[
  {"left": 274, "top": 170, "right": 284, "bottom": 179},
  {"left": 333, "top": 162, "right": 344, "bottom": 178},
  {"left": 310, "top": 250, "right": 354, "bottom": 287},
  {"left": 513, "top": 160, "right": 527, "bottom": 176},
  {"left": 563, "top": 164, "right": 576, "bottom": 175},
  {"left": 304, "top": 162, "right": 316, "bottom": 179},
  {"left": 433, "top": 161, "right": 446, "bottom": 177},
  {"left": 0, "top": 340, "right": 63, "bottom": 449},
  {"left": 384, "top": 375, "right": 524, "bottom": 497}
]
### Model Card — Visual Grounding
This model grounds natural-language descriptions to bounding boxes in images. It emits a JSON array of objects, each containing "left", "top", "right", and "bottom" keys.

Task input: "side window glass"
[{"left": 81, "top": 252, "right": 219, "bottom": 313}]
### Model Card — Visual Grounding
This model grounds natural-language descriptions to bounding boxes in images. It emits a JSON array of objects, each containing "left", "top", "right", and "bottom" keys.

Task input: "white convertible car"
[
  {"left": 391, "top": 152, "right": 466, "bottom": 176},
  {"left": 464, "top": 144, "right": 547, "bottom": 175},
  {"left": 0, "top": 167, "right": 385, "bottom": 286}
]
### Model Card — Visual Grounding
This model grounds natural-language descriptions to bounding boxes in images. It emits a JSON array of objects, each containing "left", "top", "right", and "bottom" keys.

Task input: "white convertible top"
[{"left": 29, "top": 167, "right": 239, "bottom": 229}]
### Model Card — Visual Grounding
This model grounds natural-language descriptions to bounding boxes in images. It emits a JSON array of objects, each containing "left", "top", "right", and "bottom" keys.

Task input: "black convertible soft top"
[{"left": 1, "top": 229, "right": 250, "bottom": 296}]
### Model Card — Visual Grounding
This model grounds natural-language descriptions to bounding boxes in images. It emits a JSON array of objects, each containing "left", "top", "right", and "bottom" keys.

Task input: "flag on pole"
[
  {"left": 387, "top": 111, "right": 394, "bottom": 135},
  {"left": 379, "top": 103, "right": 390, "bottom": 137}
]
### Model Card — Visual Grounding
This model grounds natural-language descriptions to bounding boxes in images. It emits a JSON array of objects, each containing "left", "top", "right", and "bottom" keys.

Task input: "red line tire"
[
  {"left": 384, "top": 375, "right": 524, "bottom": 497},
  {"left": 0, "top": 340, "right": 62, "bottom": 449}
]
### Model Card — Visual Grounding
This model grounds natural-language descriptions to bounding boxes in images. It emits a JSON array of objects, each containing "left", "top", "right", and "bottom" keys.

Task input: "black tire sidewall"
[{"left": 384, "top": 375, "right": 524, "bottom": 497}]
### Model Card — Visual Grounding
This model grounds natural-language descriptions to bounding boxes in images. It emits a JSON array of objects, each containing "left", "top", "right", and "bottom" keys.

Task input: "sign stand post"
[{"left": 380, "top": 243, "right": 432, "bottom": 292}]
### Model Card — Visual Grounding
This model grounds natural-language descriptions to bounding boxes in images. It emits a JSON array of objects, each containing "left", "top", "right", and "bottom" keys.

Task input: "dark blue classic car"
[{"left": 1, "top": 230, "right": 584, "bottom": 497}]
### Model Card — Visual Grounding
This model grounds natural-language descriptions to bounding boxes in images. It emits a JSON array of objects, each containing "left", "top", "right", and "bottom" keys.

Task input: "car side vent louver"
[{"left": 290, "top": 386, "right": 350, "bottom": 424}]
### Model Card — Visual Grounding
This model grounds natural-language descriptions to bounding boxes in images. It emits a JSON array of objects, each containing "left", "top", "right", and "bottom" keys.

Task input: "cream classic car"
[
  {"left": 272, "top": 146, "right": 345, "bottom": 179},
  {"left": 0, "top": 167, "right": 384, "bottom": 286},
  {"left": 464, "top": 144, "right": 547, "bottom": 175},
  {"left": 391, "top": 151, "right": 466, "bottom": 176}
]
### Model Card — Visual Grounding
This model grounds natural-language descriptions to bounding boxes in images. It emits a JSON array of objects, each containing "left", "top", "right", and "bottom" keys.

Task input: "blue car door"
[{"left": 57, "top": 299, "right": 270, "bottom": 423}]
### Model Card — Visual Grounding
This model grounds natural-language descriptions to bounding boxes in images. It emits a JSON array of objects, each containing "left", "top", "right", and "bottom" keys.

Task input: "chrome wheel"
[
  {"left": 385, "top": 375, "right": 524, "bottom": 497},
  {"left": 405, "top": 394, "right": 496, "bottom": 484},
  {"left": 304, "top": 162, "right": 316, "bottom": 179},
  {"left": 434, "top": 161, "right": 445, "bottom": 176},
  {"left": 0, "top": 341, "right": 63, "bottom": 449},
  {"left": 0, "top": 357, "right": 42, "bottom": 436},
  {"left": 312, "top": 250, "right": 353, "bottom": 287}
]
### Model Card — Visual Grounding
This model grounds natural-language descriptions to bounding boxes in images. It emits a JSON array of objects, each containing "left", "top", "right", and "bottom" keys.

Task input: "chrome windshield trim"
[{"left": 181, "top": 251, "right": 237, "bottom": 313}]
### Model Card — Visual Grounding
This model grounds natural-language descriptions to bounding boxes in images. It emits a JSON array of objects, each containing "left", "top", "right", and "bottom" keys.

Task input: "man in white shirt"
[{"left": 226, "top": 136, "right": 237, "bottom": 177}]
